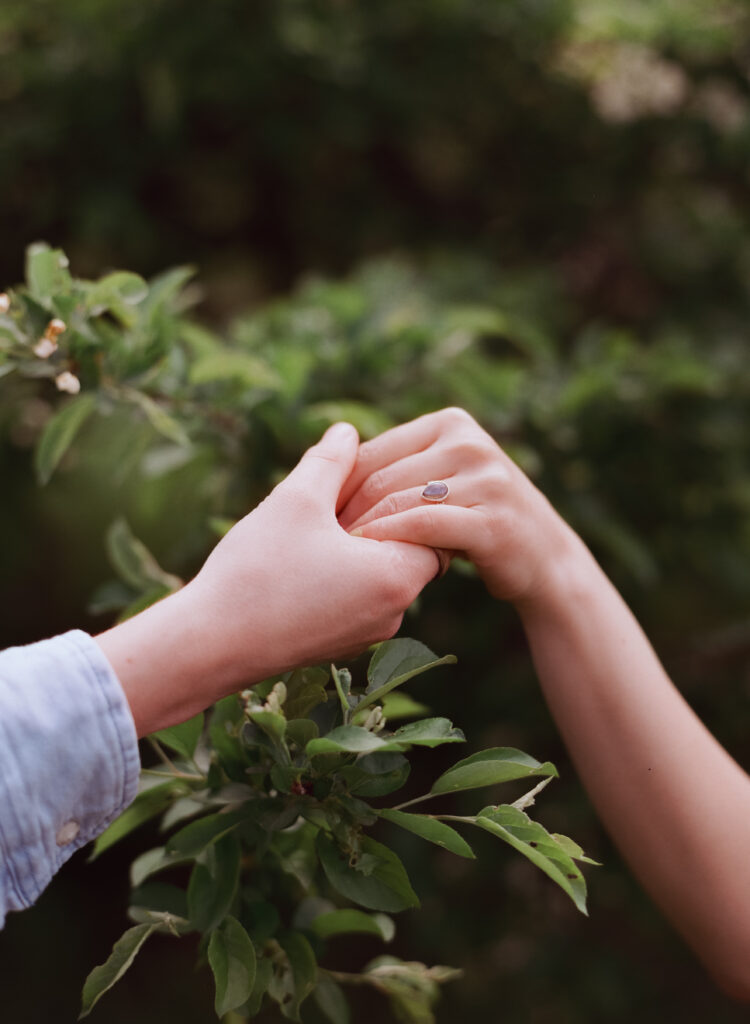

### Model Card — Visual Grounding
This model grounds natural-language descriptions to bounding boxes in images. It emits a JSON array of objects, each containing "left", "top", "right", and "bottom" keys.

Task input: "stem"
[
  {"left": 148, "top": 736, "right": 178, "bottom": 772},
  {"left": 140, "top": 766, "right": 205, "bottom": 782},
  {"left": 431, "top": 814, "right": 477, "bottom": 824},
  {"left": 390, "top": 791, "right": 443, "bottom": 812},
  {"left": 322, "top": 968, "right": 372, "bottom": 987},
  {"left": 331, "top": 663, "right": 351, "bottom": 723}
]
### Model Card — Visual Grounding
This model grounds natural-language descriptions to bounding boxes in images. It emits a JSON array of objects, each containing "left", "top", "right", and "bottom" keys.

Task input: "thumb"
[
  {"left": 383, "top": 539, "right": 443, "bottom": 593},
  {"left": 289, "top": 422, "right": 360, "bottom": 506}
]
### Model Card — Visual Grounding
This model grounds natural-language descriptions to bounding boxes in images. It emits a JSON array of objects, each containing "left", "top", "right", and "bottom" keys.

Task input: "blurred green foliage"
[{"left": 2, "top": 0, "right": 750, "bottom": 1022}]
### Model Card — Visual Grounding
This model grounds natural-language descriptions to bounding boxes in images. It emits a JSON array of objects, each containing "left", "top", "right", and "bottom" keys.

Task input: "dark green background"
[{"left": 2, "top": 1, "right": 750, "bottom": 1020}]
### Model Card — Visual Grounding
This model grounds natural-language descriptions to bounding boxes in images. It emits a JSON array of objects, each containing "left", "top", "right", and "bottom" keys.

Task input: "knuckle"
[
  {"left": 361, "top": 468, "right": 386, "bottom": 502},
  {"left": 304, "top": 447, "right": 340, "bottom": 467},
  {"left": 441, "top": 406, "right": 473, "bottom": 427},
  {"left": 482, "top": 465, "right": 511, "bottom": 500},
  {"left": 378, "top": 492, "right": 402, "bottom": 518},
  {"left": 450, "top": 438, "right": 485, "bottom": 464}
]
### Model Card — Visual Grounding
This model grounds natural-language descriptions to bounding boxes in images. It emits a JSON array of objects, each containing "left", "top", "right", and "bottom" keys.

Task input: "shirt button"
[{"left": 56, "top": 820, "right": 81, "bottom": 847}]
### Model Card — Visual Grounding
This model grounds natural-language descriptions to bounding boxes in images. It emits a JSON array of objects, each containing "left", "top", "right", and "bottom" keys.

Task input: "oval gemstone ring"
[{"left": 421, "top": 480, "right": 450, "bottom": 503}]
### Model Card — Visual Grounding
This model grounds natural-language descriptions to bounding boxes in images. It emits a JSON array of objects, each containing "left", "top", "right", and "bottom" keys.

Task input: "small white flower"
[
  {"left": 34, "top": 337, "right": 58, "bottom": 359},
  {"left": 55, "top": 371, "right": 81, "bottom": 394},
  {"left": 0, "top": 293, "right": 9, "bottom": 315},
  {"left": 45, "top": 318, "right": 67, "bottom": 338}
]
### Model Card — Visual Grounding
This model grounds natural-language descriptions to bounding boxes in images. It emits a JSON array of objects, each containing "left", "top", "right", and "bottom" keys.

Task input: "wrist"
[
  {"left": 513, "top": 519, "right": 599, "bottom": 626},
  {"left": 96, "top": 581, "right": 262, "bottom": 737}
]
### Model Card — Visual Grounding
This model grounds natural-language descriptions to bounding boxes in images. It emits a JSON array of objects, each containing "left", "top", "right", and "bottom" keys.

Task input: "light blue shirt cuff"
[{"left": 0, "top": 630, "right": 140, "bottom": 928}]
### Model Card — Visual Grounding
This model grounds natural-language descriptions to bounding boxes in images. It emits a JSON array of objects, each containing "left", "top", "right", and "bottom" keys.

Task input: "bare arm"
[
  {"left": 517, "top": 528, "right": 750, "bottom": 1000},
  {"left": 342, "top": 407, "right": 750, "bottom": 1000}
]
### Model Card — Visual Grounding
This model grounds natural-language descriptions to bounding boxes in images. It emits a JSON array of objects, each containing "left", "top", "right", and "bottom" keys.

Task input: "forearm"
[
  {"left": 94, "top": 582, "right": 264, "bottom": 739},
  {"left": 517, "top": 532, "right": 750, "bottom": 998}
]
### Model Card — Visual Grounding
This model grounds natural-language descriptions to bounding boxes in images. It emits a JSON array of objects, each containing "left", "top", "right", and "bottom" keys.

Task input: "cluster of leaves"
[{"left": 82, "top": 633, "right": 594, "bottom": 1023}]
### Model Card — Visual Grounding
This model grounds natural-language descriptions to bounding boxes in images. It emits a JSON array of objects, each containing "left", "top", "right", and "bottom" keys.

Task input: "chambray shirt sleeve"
[{"left": 0, "top": 630, "right": 140, "bottom": 929}]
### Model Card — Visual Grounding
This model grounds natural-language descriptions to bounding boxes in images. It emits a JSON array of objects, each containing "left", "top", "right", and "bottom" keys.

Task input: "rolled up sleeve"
[{"left": 0, "top": 630, "right": 140, "bottom": 928}]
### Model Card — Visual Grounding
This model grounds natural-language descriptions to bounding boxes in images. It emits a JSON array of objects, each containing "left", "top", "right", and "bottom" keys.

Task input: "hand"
[
  {"left": 189, "top": 421, "right": 440, "bottom": 681},
  {"left": 97, "top": 422, "right": 439, "bottom": 735},
  {"left": 337, "top": 407, "right": 575, "bottom": 606}
]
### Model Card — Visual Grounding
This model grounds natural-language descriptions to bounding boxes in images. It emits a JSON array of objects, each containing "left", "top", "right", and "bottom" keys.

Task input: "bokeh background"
[{"left": 2, "top": 1, "right": 750, "bottom": 1021}]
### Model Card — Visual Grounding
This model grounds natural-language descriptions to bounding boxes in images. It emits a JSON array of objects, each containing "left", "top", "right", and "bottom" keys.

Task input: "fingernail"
[
  {"left": 350, "top": 527, "right": 364, "bottom": 538},
  {"left": 325, "top": 421, "right": 356, "bottom": 442}
]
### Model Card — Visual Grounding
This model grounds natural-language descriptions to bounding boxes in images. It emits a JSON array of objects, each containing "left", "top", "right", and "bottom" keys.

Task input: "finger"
[
  {"left": 381, "top": 538, "right": 443, "bottom": 592},
  {"left": 338, "top": 449, "right": 461, "bottom": 530},
  {"left": 351, "top": 505, "right": 481, "bottom": 554},
  {"left": 346, "top": 482, "right": 468, "bottom": 533},
  {"left": 288, "top": 422, "right": 360, "bottom": 507},
  {"left": 337, "top": 411, "right": 446, "bottom": 513}
]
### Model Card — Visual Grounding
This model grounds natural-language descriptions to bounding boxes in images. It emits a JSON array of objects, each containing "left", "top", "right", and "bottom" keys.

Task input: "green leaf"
[
  {"left": 358, "top": 640, "right": 456, "bottom": 713},
  {"left": 130, "top": 846, "right": 189, "bottom": 888},
  {"left": 243, "top": 956, "right": 273, "bottom": 1018},
  {"left": 91, "top": 781, "right": 182, "bottom": 859},
  {"left": 339, "top": 752, "right": 411, "bottom": 798},
  {"left": 130, "top": 391, "right": 190, "bottom": 447},
  {"left": 190, "top": 350, "right": 280, "bottom": 389},
  {"left": 430, "top": 747, "right": 557, "bottom": 796},
  {"left": 188, "top": 832, "right": 241, "bottom": 932},
  {"left": 301, "top": 400, "right": 394, "bottom": 440},
  {"left": 106, "top": 518, "right": 182, "bottom": 591},
  {"left": 391, "top": 718, "right": 465, "bottom": 749},
  {"left": 284, "top": 666, "right": 329, "bottom": 720},
  {"left": 26, "top": 243, "right": 71, "bottom": 301},
  {"left": 314, "top": 975, "right": 351, "bottom": 1024},
  {"left": 35, "top": 393, "right": 97, "bottom": 485},
  {"left": 129, "top": 881, "right": 189, "bottom": 922},
  {"left": 317, "top": 833, "right": 419, "bottom": 913},
  {"left": 472, "top": 805, "right": 589, "bottom": 914},
  {"left": 247, "top": 709, "right": 287, "bottom": 745},
  {"left": 208, "top": 916, "right": 257, "bottom": 1017},
  {"left": 278, "top": 932, "right": 317, "bottom": 1021},
  {"left": 307, "top": 726, "right": 406, "bottom": 757},
  {"left": 362, "top": 956, "right": 460, "bottom": 1023},
  {"left": 380, "top": 693, "right": 430, "bottom": 720},
  {"left": 167, "top": 809, "right": 247, "bottom": 857},
  {"left": 550, "top": 833, "right": 601, "bottom": 866},
  {"left": 379, "top": 809, "right": 475, "bottom": 859},
  {"left": 79, "top": 924, "right": 157, "bottom": 1018},
  {"left": 310, "top": 909, "right": 395, "bottom": 942},
  {"left": 89, "top": 271, "right": 149, "bottom": 307},
  {"left": 286, "top": 719, "right": 319, "bottom": 749},
  {"left": 152, "top": 712, "right": 204, "bottom": 761},
  {"left": 143, "top": 265, "right": 196, "bottom": 314}
]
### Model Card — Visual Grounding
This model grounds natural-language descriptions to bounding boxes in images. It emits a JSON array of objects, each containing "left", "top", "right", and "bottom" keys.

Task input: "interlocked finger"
[{"left": 346, "top": 481, "right": 465, "bottom": 534}]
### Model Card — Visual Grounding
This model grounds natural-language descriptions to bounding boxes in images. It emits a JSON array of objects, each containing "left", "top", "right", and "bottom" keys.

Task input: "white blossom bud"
[
  {"left": 45, "top": 318, "right": 67, "bottom": 338},
  {"left": 34, "top": 338, "right": 58, "bottom": 359},
  {"left": 265, "top": 681, "right": 287, "bottom": 714},
  {"left": 0, "top": 293, "right": 9, "bottom": 314},
  {"left": 55, "top": 371, "right": 81, "bottom": 394}
]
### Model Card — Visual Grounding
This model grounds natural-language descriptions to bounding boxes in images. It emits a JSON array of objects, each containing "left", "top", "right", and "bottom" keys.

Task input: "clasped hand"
[{"left": 99, "top": 407, "right": 572, "bottom": 736}]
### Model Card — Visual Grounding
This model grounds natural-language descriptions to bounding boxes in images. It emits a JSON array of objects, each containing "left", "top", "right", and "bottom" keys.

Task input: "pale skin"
[
  {"left": 95, "top": 421, "right": 440, "bottom": 738},
  {"left": 338, "top": 406, "right": 750, "bottom": 1003}
]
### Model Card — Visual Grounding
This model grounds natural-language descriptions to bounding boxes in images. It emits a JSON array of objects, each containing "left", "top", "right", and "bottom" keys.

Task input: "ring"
[{"left": 421, "top": 480, "right": 450, "bottom": 503}]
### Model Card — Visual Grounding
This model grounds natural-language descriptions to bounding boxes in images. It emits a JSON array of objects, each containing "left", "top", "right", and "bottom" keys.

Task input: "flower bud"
[
  {"left": 34, "top": 338, "right": 58, "bottom": 359},
  {"left": 45, "top": 318, "right": 67, "bottom": 339},
  {"left": 55, "top": 371, "right": 81, "bottom": 394},
  {"left": 0, "top": 293, "right": 9, "bottom": 314}
]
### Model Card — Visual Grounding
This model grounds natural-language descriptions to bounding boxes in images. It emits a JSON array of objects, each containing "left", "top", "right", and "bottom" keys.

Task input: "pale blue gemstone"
[{"left": 422, "top": 481, "right": 449, "bottom": 501}]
